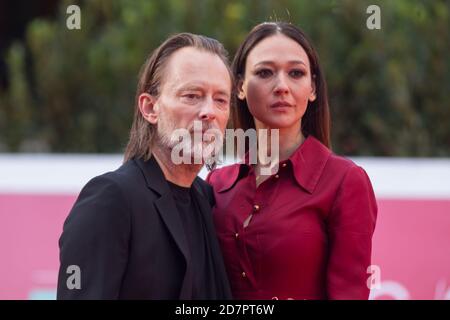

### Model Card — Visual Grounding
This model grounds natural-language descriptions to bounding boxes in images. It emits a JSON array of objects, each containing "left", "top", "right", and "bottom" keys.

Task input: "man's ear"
[
  {"left": 236, "top": 78, "right": 246, "bottom": 101},
  {"left": 138, "top": 93, "right": 158, "bottom": 124},
  {"left": 309, "top": 75, "right": 317, "bottom": 102}
]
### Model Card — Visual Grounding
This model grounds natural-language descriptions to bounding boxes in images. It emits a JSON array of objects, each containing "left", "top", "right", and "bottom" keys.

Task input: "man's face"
[{"left": 153, "top": 47, "right": 231, "bottom": 163}]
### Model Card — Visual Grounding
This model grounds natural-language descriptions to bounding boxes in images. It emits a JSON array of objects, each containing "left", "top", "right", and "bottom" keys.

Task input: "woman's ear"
[
  {"left": 138, "top": 93, "right": 158, "bottom": 124},
  {"left": 237, "top": 78, "right": 246, "bottom": 101},
  {"left": 309, "top": 74, "right": 317, "bottom": 102}
]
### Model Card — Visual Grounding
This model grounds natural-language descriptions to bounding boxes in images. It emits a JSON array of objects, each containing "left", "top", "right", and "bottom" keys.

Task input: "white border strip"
[
  {"left": 0, "top": 154, "right": 123, "bottom": 195},
  {"left": 0, "top": 154, "right": 449, "bottom": 199},
  {"left": 350, "top": 157, "right": 450, "bottom": 199}
]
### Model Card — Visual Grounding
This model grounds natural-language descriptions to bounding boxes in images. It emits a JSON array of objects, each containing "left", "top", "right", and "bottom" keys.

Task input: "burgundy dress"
[{"left": 207, "top": 136, "right": 377, "bottom": 300}]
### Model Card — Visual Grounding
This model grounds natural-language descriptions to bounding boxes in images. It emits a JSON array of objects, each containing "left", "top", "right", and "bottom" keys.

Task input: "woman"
[{"left": 207, "top": 22, "right": 377, "bottom": 300}]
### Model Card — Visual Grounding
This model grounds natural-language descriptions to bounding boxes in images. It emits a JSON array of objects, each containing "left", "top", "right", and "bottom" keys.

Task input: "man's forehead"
[
  {"left": 163, "top": 47, "right": 231, "bottom": 92},
  {"left": 167, "top": 47, "right": 224, "bottom": 73}
]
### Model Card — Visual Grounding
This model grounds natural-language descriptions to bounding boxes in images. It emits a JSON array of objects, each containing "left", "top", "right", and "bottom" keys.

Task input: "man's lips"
[
  {"left": 191, "top": 127, "right": 215, "bottom": 134},
  {"left": 190, "top": 128, "right": 220, "bottom": 136},
  {"left": 270, "top": 101, "right": 293, "bottom": 108}
]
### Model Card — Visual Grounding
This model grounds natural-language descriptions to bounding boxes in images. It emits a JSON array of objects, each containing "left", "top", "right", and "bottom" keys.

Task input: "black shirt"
[{"left": 167, "top": 181, "right": 218, "bottom": 299}]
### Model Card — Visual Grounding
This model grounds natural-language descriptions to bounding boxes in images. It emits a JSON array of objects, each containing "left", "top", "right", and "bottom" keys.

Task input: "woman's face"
[{"left": 239, "top": 34, "right": 316, "bottom": 130}]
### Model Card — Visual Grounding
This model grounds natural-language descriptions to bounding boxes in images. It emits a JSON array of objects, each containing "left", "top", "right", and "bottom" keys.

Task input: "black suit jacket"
[{"left": 57, "top": 156, "right": 232, "bottom": 299}]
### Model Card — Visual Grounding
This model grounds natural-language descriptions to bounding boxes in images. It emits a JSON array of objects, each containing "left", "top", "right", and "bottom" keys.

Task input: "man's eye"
[
  {"left": 183, "top": 94, "right": 200, "bottom": 100},
  {"left": 216, "top": 98, "right": 228, "bottom": 105},
  {"left": 289, "top": 69, "right": 305, "bottom": 78},
  {"left": 255, "top": 69, "right": 273, "bottom": 78}
]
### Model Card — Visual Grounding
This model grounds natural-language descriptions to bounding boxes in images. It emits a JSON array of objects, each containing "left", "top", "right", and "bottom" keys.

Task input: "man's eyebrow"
[
  {"left": 215, "top": 90, "right": 231, "bottom": 97},
  {"left": 177, "top": 84, "right": 204, "bottom": 92},
  {"left": 177, "top": 84, "right": 230, "bottom": 97},
  {"left": 254, "top": 60, "right": 306, "bottom": 67}
]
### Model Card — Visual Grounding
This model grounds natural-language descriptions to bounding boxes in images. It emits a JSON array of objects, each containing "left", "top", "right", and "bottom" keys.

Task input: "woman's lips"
[{"left": 270, "top": 101, "right": 293, "bottom": 109}]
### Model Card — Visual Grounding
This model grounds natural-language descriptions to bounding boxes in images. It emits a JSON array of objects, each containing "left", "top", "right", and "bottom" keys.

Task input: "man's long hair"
[{"left": 124, "top": 33, "right": 232, "bottom": 163}]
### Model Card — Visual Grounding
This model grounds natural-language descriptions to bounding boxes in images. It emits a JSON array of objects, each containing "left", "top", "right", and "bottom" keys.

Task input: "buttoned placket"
[{"left": 235, "top": 162, "right": 288, "bottom": 288}]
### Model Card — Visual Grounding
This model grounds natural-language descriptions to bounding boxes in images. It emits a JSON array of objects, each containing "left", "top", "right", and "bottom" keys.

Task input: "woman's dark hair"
[
  {"left": 231, "top": 21, "right": 331, "bottom": 148},
  {"left": 124, "top": 33, "right": 232, "bottom": 162}
]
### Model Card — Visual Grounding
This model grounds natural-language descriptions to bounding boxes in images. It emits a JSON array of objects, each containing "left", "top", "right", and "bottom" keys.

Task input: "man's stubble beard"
[{"left": 155, "top": 114, "right": 223, "bottom": 166}]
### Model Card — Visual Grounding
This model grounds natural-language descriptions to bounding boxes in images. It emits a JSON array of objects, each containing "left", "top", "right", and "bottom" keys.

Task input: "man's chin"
[{"left": 177, "top": 143, "right": 220, "bottom": 165}]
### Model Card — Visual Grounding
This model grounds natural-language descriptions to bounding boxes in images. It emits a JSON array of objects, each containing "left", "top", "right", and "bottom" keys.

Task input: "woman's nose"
[{"left": 273, "top": 74, "right": 289, "bottom": 95}]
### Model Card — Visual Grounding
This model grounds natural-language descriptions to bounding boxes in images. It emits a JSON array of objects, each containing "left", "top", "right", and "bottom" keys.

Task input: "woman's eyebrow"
[{"left": 254, "top": 60, "right": 306, "bottom": 67}]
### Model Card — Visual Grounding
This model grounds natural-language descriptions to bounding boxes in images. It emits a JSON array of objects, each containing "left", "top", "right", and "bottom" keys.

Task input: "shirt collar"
[
  {"left": 288, "top": 135, "right": 331, "bottom": 194},
  {"left": 215, "top": 135, "right": 331, "bottom": 194}
]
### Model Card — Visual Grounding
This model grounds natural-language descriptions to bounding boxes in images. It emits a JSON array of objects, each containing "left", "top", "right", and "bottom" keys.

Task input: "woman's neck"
[{"left": 255, "top": 121, "right": 304, "bottom": 163}]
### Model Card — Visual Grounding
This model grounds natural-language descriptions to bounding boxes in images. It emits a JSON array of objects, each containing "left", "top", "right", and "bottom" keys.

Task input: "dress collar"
[{"left": 215, "top": 135, "right": 331, "bottom": 194}]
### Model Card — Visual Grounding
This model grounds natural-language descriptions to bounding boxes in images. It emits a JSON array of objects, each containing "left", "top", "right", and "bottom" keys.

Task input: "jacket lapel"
[
  {"left": 154, "top": 194, "right": 193, "bottom": 299},
  {"left": 192, "top": 179, "right": 233, "bottom": 299},
  {"left": 134, "top": 156, "right": 193, "bottom": 299}
]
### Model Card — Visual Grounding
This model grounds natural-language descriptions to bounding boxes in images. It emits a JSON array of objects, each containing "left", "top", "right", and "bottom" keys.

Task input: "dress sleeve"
[
  {"left": 57, "top": 174, "right": 131, "bottom": 299},
  {"left": 326, "top": 165, "right": 378, "bottom": 299}
]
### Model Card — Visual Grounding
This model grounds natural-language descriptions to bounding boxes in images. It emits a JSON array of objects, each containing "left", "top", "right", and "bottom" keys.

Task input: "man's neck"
[{"left": 152, "top": 146, "right": 202, "bottom": 188}]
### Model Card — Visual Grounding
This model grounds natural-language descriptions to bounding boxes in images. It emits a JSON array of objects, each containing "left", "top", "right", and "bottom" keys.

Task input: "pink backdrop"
[{"left": 1, "top": 194, "right": 449, "bottom": 299}]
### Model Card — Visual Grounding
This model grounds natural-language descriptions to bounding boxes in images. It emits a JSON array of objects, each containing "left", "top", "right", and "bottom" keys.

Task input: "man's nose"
[
  {"left": 198, "top": 97, "right": 216, "bottom": 121},
  {"left": 273, "top": 73, "right": 289, "bottom": 96}
]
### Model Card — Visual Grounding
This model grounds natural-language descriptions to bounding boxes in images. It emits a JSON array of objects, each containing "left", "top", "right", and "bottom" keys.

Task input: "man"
[{"left": 57, "top": 33, "right": 233, "bottom": 299}]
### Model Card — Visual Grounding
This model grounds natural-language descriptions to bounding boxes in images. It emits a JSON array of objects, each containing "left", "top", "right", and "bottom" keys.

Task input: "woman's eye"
[
  {"left": 289, "top": 69, "right": 305, "bottom": 78},
  {"left": 255, "top": 69, "right": 273, "bottom": 78}
]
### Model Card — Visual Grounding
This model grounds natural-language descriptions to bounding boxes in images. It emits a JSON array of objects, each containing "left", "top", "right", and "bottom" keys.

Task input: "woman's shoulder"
[
  {"left": 325, "top": 152, "right": 375, "bottom": 195},
  {"left": 205, "top": 163, "right": 242, "bottom": 192},
  {"left": 294, "top": 136, "right": 370, "bottom": 185},
  {"left": 327, "top": 152, "right": 361, "bottom": 172}
]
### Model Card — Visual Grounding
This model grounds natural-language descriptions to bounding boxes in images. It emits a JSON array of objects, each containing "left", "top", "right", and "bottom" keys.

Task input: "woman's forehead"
[{"left": 247, "top": 34, "right": 309, "bottom": 66}]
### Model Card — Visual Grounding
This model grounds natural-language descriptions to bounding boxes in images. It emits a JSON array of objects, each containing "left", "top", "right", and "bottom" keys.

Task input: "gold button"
[
  {"left": 253, "top": 204, "right": 260, "bottom": 212},
  {"left": 241, "top": 272, "right": 246, "bottom": 278},
  {"left": 274, "top": 174, "right": 279, "bottom": 179},
  {"left": 282, "top": 163, "right": 287, "bottom": 168},
  {"left": 235, "top": 232, "right": 239, "bottom": 239}
]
